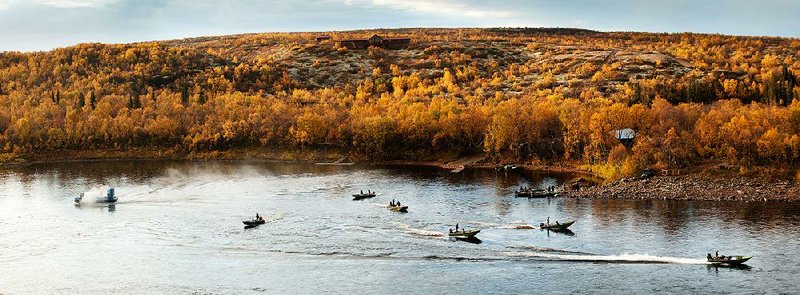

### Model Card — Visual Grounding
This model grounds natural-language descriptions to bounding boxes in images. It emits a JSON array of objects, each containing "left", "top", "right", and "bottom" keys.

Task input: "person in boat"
[
  {"left": 449, "top": 229, "right": 453, "bottom": 233},
  {"left": 256, "top": 213, "right": 260, "bottom": 220},
  {"left": 707, "top": 253, "right": 712, "bottom": 260},
  {"left": 715, "top": 250, "right": 719, "bottom": 258},
  {"left": 360, "top": 190, "right": 364, "bottom": 195},
  {"left": 540, "top": 222, "right": 545, "bottom": 227},
  {"left": 455, "top": 223, "right": 459, "bottom": 231},
  {"left": 547, "top": 217, "right": 550, "bottom": 225},
  {"left": 556, "top": 221, "right": 560, "bottom": 225},
  {"left": 397, "top": 201, "right": 401, "bottom": 206}
]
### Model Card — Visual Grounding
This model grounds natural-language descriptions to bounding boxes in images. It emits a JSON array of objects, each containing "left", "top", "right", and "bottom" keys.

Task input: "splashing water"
[{"left": 508, "top": 252, "right": 710, "bottom": 264}]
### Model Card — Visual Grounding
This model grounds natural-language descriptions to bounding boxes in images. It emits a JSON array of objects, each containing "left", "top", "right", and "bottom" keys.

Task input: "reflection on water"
[{"left": 0, "top": 160, "right": 799, "bottom": 294}]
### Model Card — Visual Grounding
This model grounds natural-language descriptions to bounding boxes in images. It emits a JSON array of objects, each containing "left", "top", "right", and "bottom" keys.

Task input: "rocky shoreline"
[{"left": 561, "top": 173, "right": 800, "bottom": 202}]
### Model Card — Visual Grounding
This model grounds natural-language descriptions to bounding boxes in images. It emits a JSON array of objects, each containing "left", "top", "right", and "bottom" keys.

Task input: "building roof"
[{"left": 615, "top": 128, "right": 636, "bottom": 140}]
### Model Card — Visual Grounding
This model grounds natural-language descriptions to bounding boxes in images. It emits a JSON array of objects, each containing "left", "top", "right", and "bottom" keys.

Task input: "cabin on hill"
[
  {"left": 614, "top": 128, "right": 636, "bottom": 148},
  {"left": 337, "top": 34, "right": 411, "bottom": 50}
]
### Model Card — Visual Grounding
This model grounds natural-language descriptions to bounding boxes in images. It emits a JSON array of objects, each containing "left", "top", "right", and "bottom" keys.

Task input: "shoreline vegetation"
[
  {"left": 2, "top": 148, "right": 798, "bottom": 202},
  {"left": 1, "top": 28, "right": 799, "bottom": 201}
]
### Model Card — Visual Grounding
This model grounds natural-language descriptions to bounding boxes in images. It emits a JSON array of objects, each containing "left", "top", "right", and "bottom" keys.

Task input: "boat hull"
[
  {"left": 242, "top": 220, "right": 266, "bottom": 226},
  {"left": 352, "top": 193, "right": 376, "bottom": 200},
  {"left": 515, "top": 191, "right": 558, "bottom": 198},
  {"left": 448, "top": 229, "right": 481, "bottom": 238},
  {"left": 540, "top": 220, "right": 575, "bottom": 230},
  {"left": 388, "top": 205, "right": 408, "bottom": 212},
  {"left": 708, "top": 256, "right": 751, "bottom": 265}
]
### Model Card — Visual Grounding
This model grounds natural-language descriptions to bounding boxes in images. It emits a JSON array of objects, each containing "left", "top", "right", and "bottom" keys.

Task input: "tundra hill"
[
  {"left": 0, "top": 28, "right": 799, "bottom": 177},
  {"left": 160, "top": 28, "right": 703, "bottom": 98}
]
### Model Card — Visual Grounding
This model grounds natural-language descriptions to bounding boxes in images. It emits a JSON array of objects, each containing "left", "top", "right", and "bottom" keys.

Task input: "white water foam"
[
  {"left": 395, "top": 223, "right": 445, "bottom": 238},
  {"left": 74, "top": 186, "right": 112, "bottom": 205},
  {"left": 509, "top": 252, "right": 710, "bottom": 264}
]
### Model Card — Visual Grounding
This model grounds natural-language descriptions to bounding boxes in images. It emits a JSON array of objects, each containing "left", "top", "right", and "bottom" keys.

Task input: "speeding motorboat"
[{"left": 74, "top": 188, "right": 118, "bottom": 204}]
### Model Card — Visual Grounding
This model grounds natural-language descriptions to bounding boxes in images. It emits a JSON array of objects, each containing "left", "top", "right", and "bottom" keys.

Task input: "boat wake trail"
[
  {"left": 508, "top": 252, "right": 709, "bottom": 265},
  {"left": 499, "top": 223, "right": 536, "bottom": 229},
  {"left": 395, "top": 223, "right": 445, "bottom": 238}
]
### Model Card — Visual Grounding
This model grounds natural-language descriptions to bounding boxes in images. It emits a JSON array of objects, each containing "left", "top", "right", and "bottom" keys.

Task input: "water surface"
[{"left": 1, "top": 161, "right": 798, "bottom": 294}]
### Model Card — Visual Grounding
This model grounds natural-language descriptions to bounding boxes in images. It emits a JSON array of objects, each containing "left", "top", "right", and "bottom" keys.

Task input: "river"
[{"left": 0, "top": 161, "right": 798, "bottom": 294}]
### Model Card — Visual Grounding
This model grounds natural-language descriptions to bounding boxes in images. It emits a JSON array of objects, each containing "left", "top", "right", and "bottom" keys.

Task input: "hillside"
[{"left": 0, "top": 28, "right": 799, "bottom": 178}]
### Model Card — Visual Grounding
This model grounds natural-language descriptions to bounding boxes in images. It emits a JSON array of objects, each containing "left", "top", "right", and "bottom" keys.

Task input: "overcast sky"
[{"left": 0, "top": 0, "right": 798, "bottom": 51}]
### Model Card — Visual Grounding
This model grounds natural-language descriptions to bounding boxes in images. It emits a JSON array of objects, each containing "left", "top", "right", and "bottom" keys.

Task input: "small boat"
[
  {"left": 388, "top": 205, "right": 409, "bottom": 212},
  {"left": 514, "top": 190, "right": 532, "bottom": 197},
  {"left": 352, "top": 192, "right": 377, "bottom": 200},
  {"left": 530, "top": 191, "right": 557, "bottom": 198},
  {"left": 514, "top": 188, "right": 557, "bottom": 198},
  {"left": 74, "top": 188, "right": 118, "bottom": 204},
  {"left": 448, "top": 229, "right": 481, "bottom": 238},
  {"left": 242, "top": 219, "right": 266, "bottom": 226},
  {"left": 540, "top": 220, "right": 575, "bottom": 230},
  {"left": 708, "top": 255, "right": 752, "bottom": 265}
]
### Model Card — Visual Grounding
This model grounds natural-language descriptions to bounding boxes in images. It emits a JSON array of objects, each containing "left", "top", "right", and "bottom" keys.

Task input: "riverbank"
[
  {"left": 3, "top": 148, "right": 798, "bottom": 202},
  {"left": 562, "top": 171, "right": 800, "bottom": 202}
]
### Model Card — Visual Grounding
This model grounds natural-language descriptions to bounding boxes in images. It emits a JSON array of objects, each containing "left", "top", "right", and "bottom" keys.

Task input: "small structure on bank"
[
  {"left": 337, "top": 34, "right": 411, "bottom": 50},
  {"left": 614, "top": 128, "right": 636, "bottom": 148}
]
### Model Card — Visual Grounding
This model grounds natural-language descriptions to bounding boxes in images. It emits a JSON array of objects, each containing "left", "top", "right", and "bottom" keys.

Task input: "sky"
[{"left": 0, "top": 0, "right": 798, "bottom": 51}]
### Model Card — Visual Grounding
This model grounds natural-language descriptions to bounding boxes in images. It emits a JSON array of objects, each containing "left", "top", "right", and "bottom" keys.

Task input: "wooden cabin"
[{"left": 614, "top": 128, "right": 636, "bottom": 148}]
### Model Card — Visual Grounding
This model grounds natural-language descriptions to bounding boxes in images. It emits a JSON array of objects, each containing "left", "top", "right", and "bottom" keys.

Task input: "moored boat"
[
  {"left": 707, "top": 255, "right": 752, "bottom": 265},
  {"left": 514, "top": 188, "right": 558, "bottom": 198},
  {"left": 540, "top": 220, "right": 575, "bottom": 230},
  {"left": 530, "top": 191, "right": 558, "bottom": 198},
  {"left": 448, "top": 229, "right": 481, "bottom": 238}
]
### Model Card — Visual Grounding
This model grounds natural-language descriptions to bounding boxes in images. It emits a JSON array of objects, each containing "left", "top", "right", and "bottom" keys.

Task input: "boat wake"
[
  {"left": 507, "top": 245, "right": 593, "bottom": 255},
  {"left": 507, "top": 252, "right": 709, "bottom": 265},
  {"left": 395, "top": 223, "right": 445, "bottom": 238},
  {"left": 499, "top": 223, "right": 536, "bottom": 229}
]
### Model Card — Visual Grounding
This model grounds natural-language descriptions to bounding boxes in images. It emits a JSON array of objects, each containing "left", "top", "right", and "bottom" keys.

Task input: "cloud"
[
  {"left": 343, "top": 0, "right": 513, "bottom": 18},
  {"left": 0, "top": 0, "right": 116, "bottom": 9},
  {"left": 39, "top": 0, "right": 114, "bottom": 8}
]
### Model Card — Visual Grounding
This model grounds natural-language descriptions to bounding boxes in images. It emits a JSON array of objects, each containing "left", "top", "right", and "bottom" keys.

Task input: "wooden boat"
[
  {"left": 388, "top": 205, "right": 408, "bottom": 212},
  {"left": 352, "top": 192, "right": 377, "bottom": 200},
  {"left": 242, "top": 219, "right": 266, "bottom": 226},
  {"left": 540, "top": 220, "right": 575, "bottom": 230},
  {"left": 708, "top": 256, "right": 752, "bottom": 265},
  {"left": 448, "top": 229, "right": 481, "bottom": 238}
]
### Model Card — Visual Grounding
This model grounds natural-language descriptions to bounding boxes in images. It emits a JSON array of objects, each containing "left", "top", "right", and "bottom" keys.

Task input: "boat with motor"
[
  {"left": 353, "top": 191, "right": 377, "bottom": 200},
  {"left": 242, "top": 219, "right": 266, "bottom": 226},
  {"left": 514, "top": 188, "right": 558, "bottom": 198},
  {"left": 448, "top": 229, "right": 481, "bottom": 238},
  {"left": 707, "top": 255, "right": 752, "bottom": 265},
  {"left": 388, "top": 204, "right": 409, "bottom": 212},
  {"left": 540, "top": 220, "right": 575, "bottom": 230},
  {"left": 74, "top": 188, "right": 118, "bottom": 204}
]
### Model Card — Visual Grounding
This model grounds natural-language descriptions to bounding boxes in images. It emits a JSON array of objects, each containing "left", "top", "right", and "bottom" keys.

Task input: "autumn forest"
[{"left": 1, "top": 28, "right": 799, "bottom": 178}]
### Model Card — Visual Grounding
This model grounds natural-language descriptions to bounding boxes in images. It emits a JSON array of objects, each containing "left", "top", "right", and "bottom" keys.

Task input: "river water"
[{"left": 1, "top": 161, "right": 799, "bottom": 294}]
